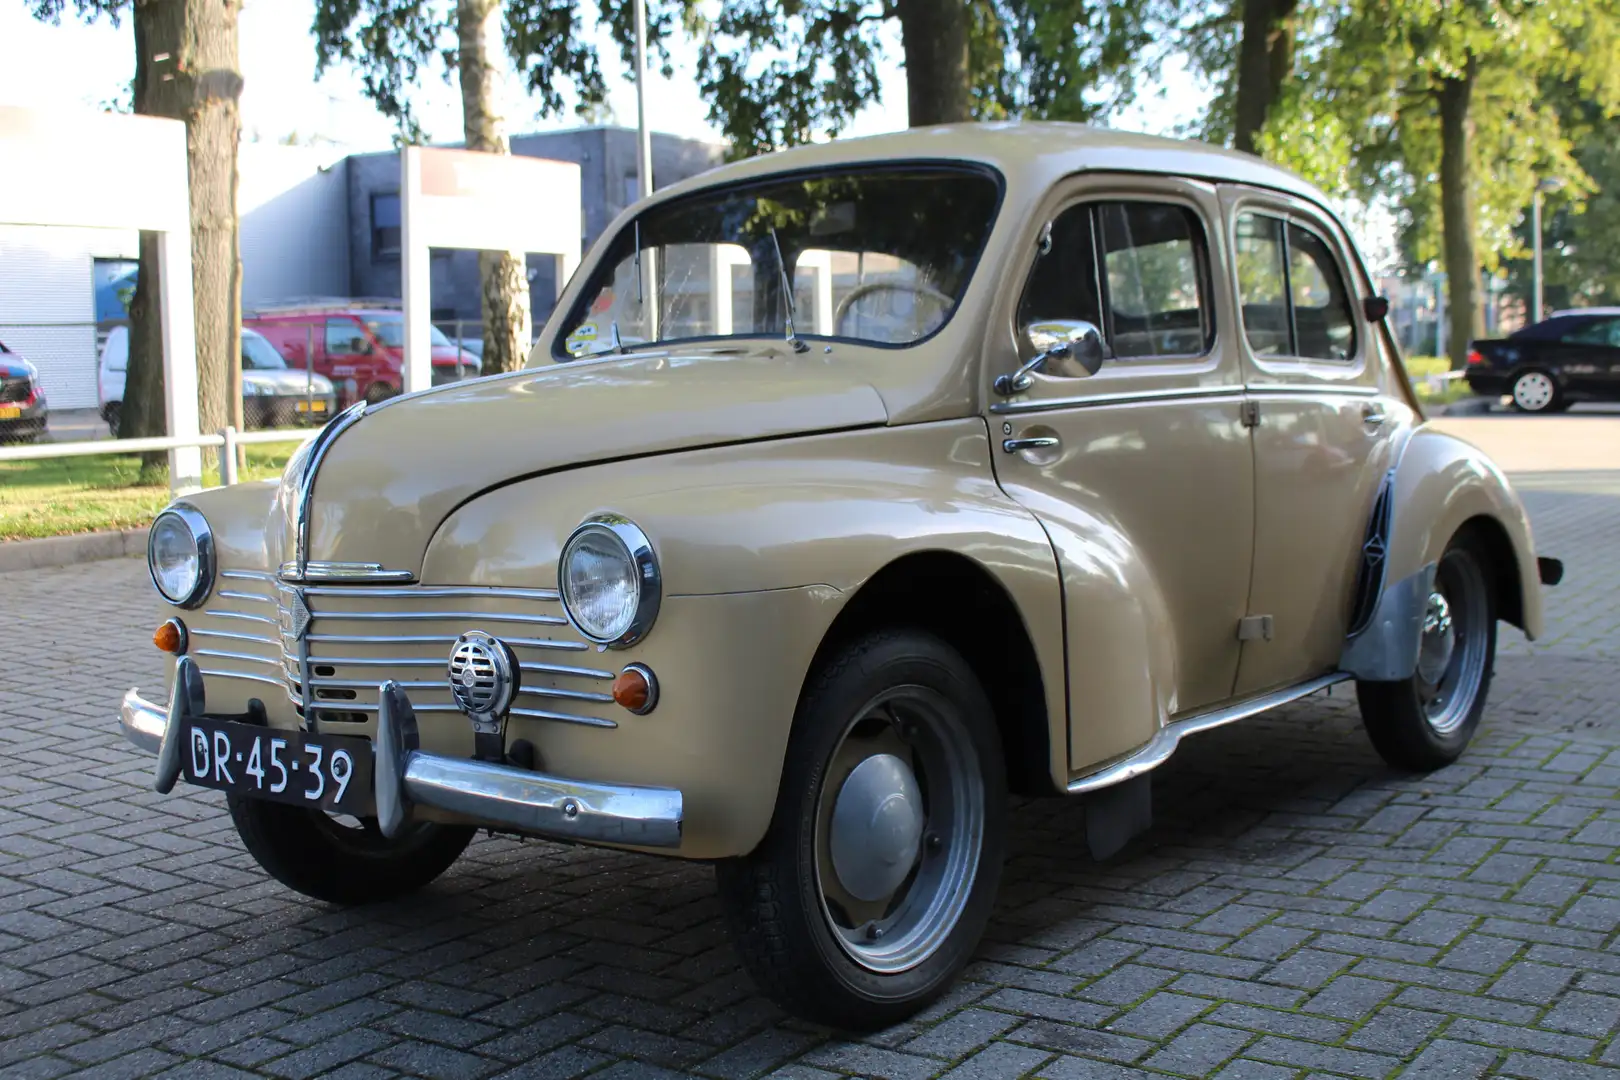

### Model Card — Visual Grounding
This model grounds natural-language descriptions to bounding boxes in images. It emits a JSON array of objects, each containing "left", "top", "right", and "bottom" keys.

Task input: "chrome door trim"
[
  {"left": 1245, "top": 384, "right": 1382, "bottom": 398},
  {"left": 990, "top": 384, "right": 1243, "bottom": 416},
  {"left": 1067, "top": 672, "right": 1350, "bottom": 795}
]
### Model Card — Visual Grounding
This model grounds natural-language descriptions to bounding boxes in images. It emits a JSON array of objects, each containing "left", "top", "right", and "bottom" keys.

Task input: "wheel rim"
[
  {"left": 1513, "top": 372, "right": 1554, "bottom": 411},
  {"left": 814, "top": 685, "right": 983, "bottom": 974},
  {"left": 1417, "top": 549, "right": 1490, "bottom": 736}
]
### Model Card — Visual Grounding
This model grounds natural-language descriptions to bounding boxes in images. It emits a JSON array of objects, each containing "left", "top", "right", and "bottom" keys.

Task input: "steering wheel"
[{"left": 834, "top": 281, "right": 955, "bottom": 339}]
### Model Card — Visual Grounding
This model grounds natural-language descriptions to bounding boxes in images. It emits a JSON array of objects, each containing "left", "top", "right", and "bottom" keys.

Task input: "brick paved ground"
[{"left": 2, "top": 471, "right": 1618, "bottom": 1080}]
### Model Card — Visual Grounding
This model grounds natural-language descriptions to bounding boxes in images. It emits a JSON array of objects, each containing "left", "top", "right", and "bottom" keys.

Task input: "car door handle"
[
  {"left": 1361, "top": 404, "right": 1387, "bottom": 428},
  {"left": 1003, "top": 436, "right": 1060, "bottom": 453}
]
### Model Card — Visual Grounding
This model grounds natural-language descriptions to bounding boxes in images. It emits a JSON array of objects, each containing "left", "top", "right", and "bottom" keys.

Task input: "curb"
[{"left": 0, "top": 528, "right": 146, "bottom": 574}]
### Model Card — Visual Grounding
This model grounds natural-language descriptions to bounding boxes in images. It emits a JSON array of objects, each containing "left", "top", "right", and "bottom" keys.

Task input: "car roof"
[
  {"left": 651, "top": 121, "right": 1336, "bottom": 211},
  {"left": 1551, "top": 307, "right": 1620, "bottom": 318}
]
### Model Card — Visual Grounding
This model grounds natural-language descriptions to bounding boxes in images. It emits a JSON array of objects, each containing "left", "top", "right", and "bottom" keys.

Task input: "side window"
[
  {"left": 1235, "top": 211, "right": 1356, "bottom": 362},
  {"left": 1018, "top": 199, "right": 1212, "bottom": 365},
  {"left": 1287, "top": 223, "right": 1356, "bottom": 360},
  {"left": 1562, "top": 318, "right": 1620, "bottom": 347},
  {"left": 325, "top": 318, "right": 366, "bottom": 356}
]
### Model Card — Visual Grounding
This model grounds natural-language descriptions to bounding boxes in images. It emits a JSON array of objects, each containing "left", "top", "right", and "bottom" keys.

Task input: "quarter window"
[
  {"left": 1235, "top": 211, "right": 1357, "bottom": 362},
  {"left": 1019, "top": 200, "right": 1213, "bottom": 363}
]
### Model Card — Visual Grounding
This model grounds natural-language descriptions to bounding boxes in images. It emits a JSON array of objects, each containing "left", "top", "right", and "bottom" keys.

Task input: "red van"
[{"left": 246, "top": 307, "right": 481, "bottom": 407}]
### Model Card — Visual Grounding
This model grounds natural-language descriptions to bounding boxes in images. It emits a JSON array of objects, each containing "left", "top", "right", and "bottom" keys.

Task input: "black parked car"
[
  {"left": 1467, "top": 308, "right": 1620, "bottom": 413},
  {"left": 0, "top": 339, "right": 48, "bottom": 443}
]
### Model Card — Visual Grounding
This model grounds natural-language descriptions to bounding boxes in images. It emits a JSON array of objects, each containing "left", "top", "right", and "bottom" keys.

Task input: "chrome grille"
[{"left": 198, "top": 569, "right": 616, "bottom": 728}]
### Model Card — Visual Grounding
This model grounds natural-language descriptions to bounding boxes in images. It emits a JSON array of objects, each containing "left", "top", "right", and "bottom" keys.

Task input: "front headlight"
[
  {"left": 559, "top": 515, "right": 660, "bottom": 647},
  {"left": 148, "top": 505, "right": 214, "bottom": 607}
]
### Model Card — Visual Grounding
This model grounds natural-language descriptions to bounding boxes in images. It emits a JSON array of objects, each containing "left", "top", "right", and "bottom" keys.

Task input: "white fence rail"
[{"left": 0, "top": 426, "right": 317, "bottom": 491}]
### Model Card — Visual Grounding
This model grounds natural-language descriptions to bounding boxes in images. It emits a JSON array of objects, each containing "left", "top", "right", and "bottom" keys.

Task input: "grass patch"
[
  {"left": 0, "top": 444, "right": 297, "bottom": 541},
  {"left": 1403, "top": 354, "right": 1479, "bottom": 406}
]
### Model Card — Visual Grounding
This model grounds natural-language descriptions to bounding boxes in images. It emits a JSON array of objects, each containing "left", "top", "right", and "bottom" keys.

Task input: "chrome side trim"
[
  {"left": 301, "top": 585, "right": 561, "bottom": 601},
  {"left": 296, "top": 609, "right": 567, "bottom": 625},
  {"left": 279, "top": 561, "right": 416, "bottom": 584},
  {"left": 200, "top": 668, "right": 286, "bottom": 689},
  {"left": 303, "top": 632, "right": 590, "bottom": 652},
  {"left": 293, "top": 401, "right": 367, "bottom": 577},
  {"left": 217, "top": 590, "right": 274, "bottom": 605},
  {"left": 1246, "top": 383, "right": 1381, "bottom": 398},
  {"left": 193, "top": 648, "right": 280, "bottom": 667},
  {"left": 288, "top": 653, "right": 612, "bottom": 680},
  {"left": 191, "top": 628, "right": 279, "bottom": 645},
  {"left": 221, "top": 569, "right": 276, "bottom": 582},
  {"left": 991, "top": 385, "right": 1243, "bottom": 415},
  {"left": 1067, "top": 673, "right": 1350, "bottom": 795},
  {"left": 204, "top": 609, "right": 278, "bottom": 625}
]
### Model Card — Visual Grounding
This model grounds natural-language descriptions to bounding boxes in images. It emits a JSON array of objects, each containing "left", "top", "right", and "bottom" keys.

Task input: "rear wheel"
[
  {"left": 1511, "top": 370, "right": 1561, "bottom": 413},
  {"left": 716, "top": 630, "right": 1006, "bottom": 1030},
  {"left": 1357, "top": 531, "right": 1496, "bottom": 771},
  {"left": 227, "top": 795, "right": 474, "bottom": 905}
]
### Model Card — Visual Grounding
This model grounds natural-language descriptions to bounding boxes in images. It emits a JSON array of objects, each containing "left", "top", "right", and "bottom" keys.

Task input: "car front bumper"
[{"left": 119, "top": 659, "right": 683, "bottom": 848}]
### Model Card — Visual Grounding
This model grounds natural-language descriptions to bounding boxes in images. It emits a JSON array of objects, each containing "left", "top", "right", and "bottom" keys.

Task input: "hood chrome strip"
[{"left": 292, "top": 401, "right": 369, "bottom": 579}]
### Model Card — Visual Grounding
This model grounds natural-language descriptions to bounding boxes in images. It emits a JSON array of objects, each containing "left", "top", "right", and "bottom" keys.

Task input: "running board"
[{"left": 1067, "top": 672, "right": 1351, "bottom": 795}]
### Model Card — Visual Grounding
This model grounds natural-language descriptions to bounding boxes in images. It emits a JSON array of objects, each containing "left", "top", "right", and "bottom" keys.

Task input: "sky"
[{"left": 1, "top": 0, "right": 1207, "bottom": 152}]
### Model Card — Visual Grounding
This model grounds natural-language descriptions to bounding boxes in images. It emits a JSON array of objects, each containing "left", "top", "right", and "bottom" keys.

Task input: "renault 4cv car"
[{"left": 120, "top": 123, "right": 1560, "bottom": 1030}]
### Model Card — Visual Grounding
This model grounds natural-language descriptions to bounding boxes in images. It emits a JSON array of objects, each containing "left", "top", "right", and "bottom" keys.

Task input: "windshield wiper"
[{"left": 768, "top": 226, "right": 809, "bottom": 354}]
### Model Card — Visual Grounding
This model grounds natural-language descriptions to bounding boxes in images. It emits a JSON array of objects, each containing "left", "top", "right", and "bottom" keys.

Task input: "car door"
[
  {"left": 1222, "top": 188, "right": 1401, "bottom": 696},
  {"left": 987, "top": 175, "right": 1255, "bottom": 771},
  {"left": 1557, "top": 316, "right": 1620, "bottom": 397}
]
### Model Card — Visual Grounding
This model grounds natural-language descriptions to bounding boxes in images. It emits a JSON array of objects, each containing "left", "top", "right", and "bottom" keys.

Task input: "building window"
[{"left": 371, "top": 193, "right": 402, "bottom": 259}]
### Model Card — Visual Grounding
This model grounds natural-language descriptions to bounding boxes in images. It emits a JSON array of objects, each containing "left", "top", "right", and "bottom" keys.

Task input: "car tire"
[
  {"left": 105, "top": 403, "right": 121, "bottom": 439},
  {"left": 1356, "top": 529, "right": 1496, "bottom": 772},
  {"left": 715, "top": 629, "right": 1006, "bottom": 1031},
  {"left": 1510, "top": 370, "right": 1561, "bottom": 413},
  {"left": 227, "top": 795, "right": 475, "bottom": 905}
]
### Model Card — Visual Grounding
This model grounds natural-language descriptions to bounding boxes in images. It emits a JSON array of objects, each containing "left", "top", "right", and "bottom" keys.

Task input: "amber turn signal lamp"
[
  {"left": 153, "top": 618, "right": 187, "bottom": 655},
  {"left": 612, "top": 664, "right": 658, "bottom": 715}
]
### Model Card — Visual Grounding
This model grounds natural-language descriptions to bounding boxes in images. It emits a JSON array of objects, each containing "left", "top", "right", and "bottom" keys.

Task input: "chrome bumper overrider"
[{"left": 118, "top": 657, "right": 683, "bottom": 848}]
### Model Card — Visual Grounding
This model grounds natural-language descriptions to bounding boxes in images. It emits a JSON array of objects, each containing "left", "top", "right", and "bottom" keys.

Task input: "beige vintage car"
[{"left": 121, "top": 123, "right": 1559, "bottom": 1029}]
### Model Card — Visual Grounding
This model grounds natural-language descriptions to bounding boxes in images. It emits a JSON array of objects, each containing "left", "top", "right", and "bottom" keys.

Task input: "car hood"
[
  {"left": 285, "top": 346, "right": 890, "bottom": 575},
  {"left": 244, "top": 368, "right": 335, "bottom": 394}
]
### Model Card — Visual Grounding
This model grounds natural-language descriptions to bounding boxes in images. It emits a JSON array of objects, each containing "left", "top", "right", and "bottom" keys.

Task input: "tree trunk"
[
  {"left": 1438, "top": 60, "right": 1483, "bottom": 370},
  {"left": 1232, "top": 0, "right": 1299, "bottom": 155},
  {"left": 459, "top": 0, "right": 531, "bottom": 375},
  {"left": 896, "top": 0, "right": 972, "bottom": 127},
  {"left": 127, "top": 0, "right": 242, "bottom": 471}
]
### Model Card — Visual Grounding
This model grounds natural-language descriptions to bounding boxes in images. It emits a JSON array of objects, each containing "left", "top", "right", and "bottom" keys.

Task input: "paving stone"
[{"left": 2, "top": 482, "right": 1619, "bottom": 1079}]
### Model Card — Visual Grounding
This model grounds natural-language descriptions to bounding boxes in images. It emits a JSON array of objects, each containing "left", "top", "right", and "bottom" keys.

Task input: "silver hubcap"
[
  {"left": 1419, "top": 550, "right": 1489, "bottom": 736},
  {"left": 1514, "top": 372, "right": 1554, "bottom": 411},
  {"left": 815, "top": 687, "right": 983, "bottom": 974}
]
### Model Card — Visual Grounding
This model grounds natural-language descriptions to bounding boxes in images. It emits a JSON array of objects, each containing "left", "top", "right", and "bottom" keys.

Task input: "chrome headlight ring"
[
  {"left": 559, "top": 514, "right": 661, "bottom": 648},
  {"left": 147, "top": 504, "right": 215, "bottom": 609}
]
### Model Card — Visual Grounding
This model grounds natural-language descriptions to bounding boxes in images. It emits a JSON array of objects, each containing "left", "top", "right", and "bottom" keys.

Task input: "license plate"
[
  {"left": 0, "top": 405, "right": 18, "bottom": 420},
  {"left": 181, "top": 719, "right": 372, "bottom": 814},
  {"left": 295, "top": 400, "right": 327, "bottom": 413}
]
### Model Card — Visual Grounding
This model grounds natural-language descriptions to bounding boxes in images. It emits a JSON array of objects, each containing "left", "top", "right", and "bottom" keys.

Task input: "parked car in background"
[
  {"left": 119, "top": 124, "right": 1559, "bottom": 1030},
  {"left": 247, "top": 307, "right": 481, "bottom": 406},
  {"left": 98, "top": 327, "right": 337, "bottom": 437},
  {"left": 1466, "top": 307, "right": 1620, "bottom": 412},
  {"left": 0, "top": 338, "right": 48, "bottom": 443}
]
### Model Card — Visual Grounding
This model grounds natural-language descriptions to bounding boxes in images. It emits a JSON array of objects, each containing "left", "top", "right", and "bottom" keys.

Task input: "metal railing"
[{"left": 0, "top": 426, "right": 318, "bottom": 486}]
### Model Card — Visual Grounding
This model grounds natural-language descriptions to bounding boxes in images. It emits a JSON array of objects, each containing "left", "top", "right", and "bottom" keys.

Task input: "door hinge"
[
  {"left": 1240, "top": 400, "right": 1260, "bottom": 428},
  {"left": 1236, "top": 615, "right": 1274, "bottom": 642}
]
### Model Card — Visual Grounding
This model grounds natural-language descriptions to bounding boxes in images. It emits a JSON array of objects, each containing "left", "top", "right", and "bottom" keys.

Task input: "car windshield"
[
  {"left": 241, "top": 330, "right": 287, "bottom": 370},
  {"left": 557, "top": 165, "right": 1001, "bottom": 357},
  {"left": 367, "top": 316, "right": 453, "bottom": 349}
]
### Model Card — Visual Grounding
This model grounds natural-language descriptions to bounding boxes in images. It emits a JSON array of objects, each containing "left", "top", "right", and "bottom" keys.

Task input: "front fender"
[
  {"left": 420, "top": 419, "right": 1069, "bottom": 853},
  {"left": 1342, "top": 424, "right": 1542, "bottom": 681}
]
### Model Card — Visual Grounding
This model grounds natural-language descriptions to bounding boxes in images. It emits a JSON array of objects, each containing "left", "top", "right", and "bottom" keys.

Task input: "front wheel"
[
  {"left": 1511, "top": 370, "right": 1561, "bottom": 413},
  {"left": 1357, "top": 531, "right": 1496, "bottom": 771},
  {"left": 716, "top": 630, "right": 1006, "bottom": 1030},
  {"left": 227, "top": 795, "right": 475, "bottom": 905}
]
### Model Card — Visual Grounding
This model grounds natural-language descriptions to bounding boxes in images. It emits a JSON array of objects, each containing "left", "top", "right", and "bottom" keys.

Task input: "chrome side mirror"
[{"left": 995, "top": 320, "right": 1106, "bottom": 395}]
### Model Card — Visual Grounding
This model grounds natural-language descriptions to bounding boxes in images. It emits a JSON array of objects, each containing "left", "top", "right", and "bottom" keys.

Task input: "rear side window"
[
  {"left": 325, "top": 318, "right": 367, "bottom": 356},
  {"left": 1235, "top": 211, "right": 1357, "bottom": 362},
  {"left": 1019, "top": 199, "right": 1214, "bottom": 362}
]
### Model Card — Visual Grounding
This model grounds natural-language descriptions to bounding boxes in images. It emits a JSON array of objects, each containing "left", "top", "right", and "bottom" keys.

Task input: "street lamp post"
[{"left": 1532, "top": 177, "right": 1566, "bottom": 325}]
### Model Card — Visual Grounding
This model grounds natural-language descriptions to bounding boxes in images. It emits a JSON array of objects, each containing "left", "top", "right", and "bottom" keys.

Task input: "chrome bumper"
[{"left": 118, "top": 657, "right": 683, "bottom": 848}]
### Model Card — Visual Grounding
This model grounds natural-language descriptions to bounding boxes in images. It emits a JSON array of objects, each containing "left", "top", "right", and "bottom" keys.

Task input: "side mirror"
[
  {"left": 1363, "top": 296, "right": 1390, "bottom": 322},
  {"left": 997, "top": 320, "right": 1106, "bottom": 395}
]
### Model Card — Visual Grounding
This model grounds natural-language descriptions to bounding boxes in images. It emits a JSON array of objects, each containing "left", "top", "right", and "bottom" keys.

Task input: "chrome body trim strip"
[
  {"left": 293, "top": 401, "right": 367, "bottom": 577},
  {"left": 221, "top": 569, "right": 276, "bottom": 582},
  {"left": 300, "top": 585, "right": 561, "bottom": 601},
  {"left": 991, "top": 385, "right": 1243, "bottom": 415},
  {"left": 193, "top": 648, "right": 280, "bottom": 667},
  {"left": 295, "top": 609, "right": 567, "bottom": 625},
  {"left": 1067, "top": 673, "right": 1350, "bottom": 795},
  {"left": 286, "top": 653, "right": 613, "bottom": 680},
  {"left": 119, "top": 682, "right": 667, "bottom": 844},
  {"left": 216, "top": 590, "right": 274, "bottom": 605},
  {"left": 302, "top": 632, "right": 591, "bottom": 652},
  {"left": 279, "top": 561, "right": 416, "bottom": 584},
  {"left": 199, "top": 668, "right": 286, "bottom": 688},
  {"left": 295, "top": 699, "right": 616, "bottom": 728},
  {"left": 204, "top": 610, "right": 277, "bottom": 625},
  {"left": 1247, "top": 384, "right": 1381, "bottom": 398},
  {"left": 192, "top": 627, "right": 277, "bottom": 645}
]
